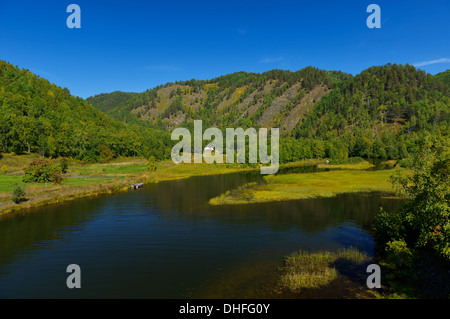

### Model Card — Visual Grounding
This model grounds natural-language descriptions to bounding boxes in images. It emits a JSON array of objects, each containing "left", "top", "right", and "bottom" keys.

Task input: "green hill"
[
  {"left": 87, "top": 68, "right": 352, "bottom": 131},
  {"left": 0, "top": 60, "right": 171, "bottom": 161},
  {"left": 2, "top": 59, "right": 447, "bottom": 165},
  {"left": 435, "top": 69, "right": 450, "bottom": 84},
  {"left": 286, "top": 64, "right": 449, "bottom": 161},
  {"left": 88, "top": 64, "right": 449, "bottom": 163}
]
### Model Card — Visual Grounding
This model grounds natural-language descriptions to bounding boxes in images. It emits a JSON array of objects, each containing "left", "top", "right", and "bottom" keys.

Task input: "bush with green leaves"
[
  {"left": 1, "top": 165, "right": 8, "bottom": 174},
  {"left": 99, "top": 145, "right": 114, "bottom": 163},
  {"left": 146, "top": 156, "right": 157, "bottom": 171},
  {"left": 385, "top": 240, "right": 417, "bottom": 278},
  {"left": 23, "top": 159, "right": 63, "bottom": 184},
  {"left": 11, "top": 185, "right": 26, "bottom": 204},
  {"left": 374, "top": 134, "right": 450, "bottom": 260},
  {"left": 59, "top": 157, "right": 69, "bottom": 174}
]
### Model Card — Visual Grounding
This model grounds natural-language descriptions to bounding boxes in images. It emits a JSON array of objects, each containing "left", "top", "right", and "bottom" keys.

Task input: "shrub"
[
  {"left": 374, "top": 134, "right": 450, "bottom": 260},
  {"left": 1, "top": 165, "right": 8, "bottom": 174},
  {"left": 59, "top": 157, "right": 69, "bottom": 174},
  {"left": 147, "top": 156, "right": 157, "bottom": 171},
  {"left": 373, "top": 208, "right": 407, "bottom": 252},
  {"left": 50, "top": 170, "right": 63, "bottom": 185},
  {"left": 99, "top": 145, "right": 114, "bottom": 163},
  {"left": 396, "top": 158, "right": 412, "bottom": 168},
  {"left": 383, "top": 239, "right": 419, "bottom": 282},
  {"left": 11, "top": 185, "right": 26, "bottom": 204},
  {"left": 23, "top": 159, "right": 63, "bottom": 184},
  {"left": 386, "top": 240, "right": 416, "bottom": 270}
]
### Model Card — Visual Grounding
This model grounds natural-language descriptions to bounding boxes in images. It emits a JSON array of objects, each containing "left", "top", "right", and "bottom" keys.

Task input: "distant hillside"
[
  {"left": 0, "top": 60, "right": 171, "bottom": 161},
  {"left": 435, "top": 69, "right": 450, "bottom": 84},
  {"left": 87, "top": 64, "right": 449, "bottom": 162},
  {"left": 87, "top": 68, "right": 352, "bottom": 132},
  {"left": 4, "top": 59, "right": 446, "bottom": 165}
]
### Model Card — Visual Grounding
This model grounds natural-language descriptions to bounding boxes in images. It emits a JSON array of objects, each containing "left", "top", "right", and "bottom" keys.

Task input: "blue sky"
[{"left": 0, "top": 0, "right": 449, "bottom": 98}]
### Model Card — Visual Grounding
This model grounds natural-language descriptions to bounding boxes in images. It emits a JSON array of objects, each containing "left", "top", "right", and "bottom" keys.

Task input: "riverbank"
[
  {"left": 0, "top": 153, "right": 260, "bottom": 215},
  {"left": 0, "top": 154, "right": 399, "bottom": 215},
  {"left": 209, "top": 166, "right": 399, "bottom": 205}
]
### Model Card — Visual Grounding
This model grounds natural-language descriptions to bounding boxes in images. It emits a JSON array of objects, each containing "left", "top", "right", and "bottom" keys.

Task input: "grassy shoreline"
[
  {"left": 0, "top": 154, "right": 260, "bottom": 216},
  {"left": 209, "top": 167, "right": 398, "bottom": 205},
  {"left": 0, "top": 154, "right": 399, "bottom": 215}
]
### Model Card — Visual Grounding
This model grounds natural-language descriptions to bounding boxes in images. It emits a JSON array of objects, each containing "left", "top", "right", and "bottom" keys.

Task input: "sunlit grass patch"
[
  {"left": 279, "top": 248, "right": 370, "bottom": 292},
  {"left": 63, "top": 176, "right": 116, "bottom": 186},
  {"left": 0, "top": 175, "right": 25, "bottom": 193},
  {"left": 317, "top": 161, "right": 374, "bottom": 170},
  {"left": 70, "top": 160, "right": 147, "bottom": 176},
  {"left": 209, "top": 169, "right": 397, "bottom": 205}
]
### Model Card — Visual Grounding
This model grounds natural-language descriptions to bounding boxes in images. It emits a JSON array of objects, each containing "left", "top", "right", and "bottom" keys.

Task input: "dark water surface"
[{"left": 0, "top": 170, "right": 403, "bottom": 298}]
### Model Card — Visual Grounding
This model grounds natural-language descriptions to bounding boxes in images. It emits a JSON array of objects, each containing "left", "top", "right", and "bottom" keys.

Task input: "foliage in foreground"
[
  {"left": 373, "top": 134, "right": 450, "bottom": 297},
  {"left": 374, "top": 134, "right": 449, "bottom": 260}
]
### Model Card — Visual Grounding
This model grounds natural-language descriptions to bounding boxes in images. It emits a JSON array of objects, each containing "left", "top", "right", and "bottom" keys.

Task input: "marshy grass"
[
  {"left": 278, "top": 248, "right": 371, "bottom": 293},
  {"left": 210, "top": 169, "right": 397, "bottom": 205},
  {"left": 317, "top": 161, "right": 375, "bottom": 170}
]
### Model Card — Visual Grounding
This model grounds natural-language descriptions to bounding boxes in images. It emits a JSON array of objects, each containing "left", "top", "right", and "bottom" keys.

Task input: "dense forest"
[
  {"left": 283, "top": 64, "right": 449, "bottom": 162},
  {"left": 88, "top": 64, "right": 449, "bottom": 164},
  {"left": 434, "top": 69, "right": 450, "bottom": 85},
  {"left": 0, "top": 60, "right": 172, "bottom": 161},
  {"left": 1, "top": 60, "right": 448, "bottom": 164}
]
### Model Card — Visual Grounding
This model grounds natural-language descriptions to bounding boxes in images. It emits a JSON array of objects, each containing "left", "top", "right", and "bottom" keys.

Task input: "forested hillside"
[
  {"left": 435, "top": 69, "right": 450, "bottom": 85},
  {"left": 88, "top": 64, "right": 449, "bottom": 163},
  {"left": 87, "top": 67, "right": 352, "bottom": 132},
  {"left": 0, "top": 60, "right": 171, "bottom": 161},
  {"left": 282, "top": 64, "right": 449, "bottom": 162},
  {"left": 2, "top": 59, "right": 447, "bottom": 165}
]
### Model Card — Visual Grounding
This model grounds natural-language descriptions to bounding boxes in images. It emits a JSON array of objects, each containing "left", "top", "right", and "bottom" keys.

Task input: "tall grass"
[
  {"left": 279, "top": 248, "right": 370, "bottom": 292},
  {"left": 210, "top": 169, "right": 396, "bottom": 205}
]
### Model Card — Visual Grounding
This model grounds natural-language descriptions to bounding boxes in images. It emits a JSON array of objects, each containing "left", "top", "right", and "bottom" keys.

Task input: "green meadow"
[{"left": 210, "top": 165, "right": 398, "bottom": 205}]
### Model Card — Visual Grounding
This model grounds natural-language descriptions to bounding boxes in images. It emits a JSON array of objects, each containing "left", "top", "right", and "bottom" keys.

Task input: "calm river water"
[{"left": 0, "top": 169, "right": 402, "bottom": 298}]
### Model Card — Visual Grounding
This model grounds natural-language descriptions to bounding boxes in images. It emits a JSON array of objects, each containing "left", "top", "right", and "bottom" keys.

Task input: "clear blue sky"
[{"left": 0, "top": 0, "right": 449, "bottom": 98}]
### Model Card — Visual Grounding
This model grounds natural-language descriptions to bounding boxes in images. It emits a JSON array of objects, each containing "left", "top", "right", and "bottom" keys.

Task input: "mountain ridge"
[
  {"left": 86, "top": 67, "right": 351, "bottom": 132},
  {"left": 1, "top": 59, "right": 448, "bottom": 164},
  {"left": 87, "top": 63, "right": 449, "bottom": 162}
]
